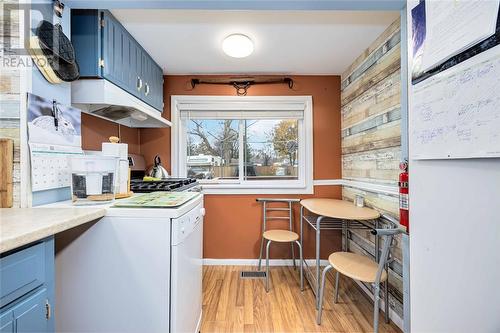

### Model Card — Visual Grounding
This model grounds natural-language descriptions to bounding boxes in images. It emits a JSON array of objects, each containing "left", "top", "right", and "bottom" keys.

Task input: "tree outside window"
[{"left": 187, "top": 118, "right": 298, "bottom": 180}]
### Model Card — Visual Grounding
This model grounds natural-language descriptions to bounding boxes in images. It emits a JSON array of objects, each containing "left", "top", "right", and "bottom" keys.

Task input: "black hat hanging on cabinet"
[{"left": 28, "top": 0, "right": 80, "bottom": 84}]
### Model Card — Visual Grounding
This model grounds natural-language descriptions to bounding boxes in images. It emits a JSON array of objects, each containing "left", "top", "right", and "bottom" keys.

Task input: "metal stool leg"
[
  {"left": 258, "top": 201, "right": 267, "bottom": 271},
  {"left": 295, "top": 240, "right": 303, "bottom": 291},
  {"left": 258, "top": 237, "right": 264, "bottom": 271},
  {"left": 316, "top": 265, "right": 333, "bottom": 325},
  {"left": 384, "top": 278, "right": 390, "bottom": 323},
  {"left": 373, "top": 282, "right": 381, "bottom": 333},
  {"left": 289, "top": 202, "right": 296, "bottom": 270},
  {"left": 265, "top": 240, "right": 271, "bottom": 292},
  {"left": 334, "top": 271, "right": 340, "bottom": 303}
]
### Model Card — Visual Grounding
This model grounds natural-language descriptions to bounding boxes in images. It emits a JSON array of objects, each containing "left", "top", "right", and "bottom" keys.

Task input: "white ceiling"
[{"left": 111, "top": 10, "right": 399, "bottom": 75}]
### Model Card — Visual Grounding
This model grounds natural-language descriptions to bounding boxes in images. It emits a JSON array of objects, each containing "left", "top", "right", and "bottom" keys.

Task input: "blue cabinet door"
[
  {"left": 129, "top": 40, "right": 141, "bottom": 99},
  {"left": 142, "top": 53, "right": 153, "bottom": 107},
  {"left": 143, "top": 55, "right": 163, "bottom": 112},
  {"left": 140, "top": 51, "right": 148, "bottom": 103},
  {"left": 101, "top": 11, "right": 129, "bottom": 91},
  {"left": 153, "top": 64, "right": 164, "bottom": 112},
  {"left": 0, "top": 243, "right": 45, "bottom": 308},
  {"left": 71, "top": 9, "right": 101, "bottom": 78},
  {"left": 12, "top": 289, "right": 49, "bottom": 333},
  {"left": 0, "top": 311, "right": 14, "bottom": 333}
]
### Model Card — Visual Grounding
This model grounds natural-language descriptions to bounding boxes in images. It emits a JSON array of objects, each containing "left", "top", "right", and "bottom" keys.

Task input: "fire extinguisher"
[{"left": 399, "top": 161, "right": 409, "bottom": 231}]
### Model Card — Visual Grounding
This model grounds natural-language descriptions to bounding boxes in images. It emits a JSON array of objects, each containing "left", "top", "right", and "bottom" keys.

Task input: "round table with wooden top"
[
  {"left": 298, "top": 198, "right": 380, "bottom": 306},
  {"left": 300, "top": 198, "right": 380, "bottom": 221}
]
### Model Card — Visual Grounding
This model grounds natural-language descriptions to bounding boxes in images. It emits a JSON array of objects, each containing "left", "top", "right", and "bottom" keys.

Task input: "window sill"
[{"left": 199, "top": 183, "right": 313, "bottom": 195}]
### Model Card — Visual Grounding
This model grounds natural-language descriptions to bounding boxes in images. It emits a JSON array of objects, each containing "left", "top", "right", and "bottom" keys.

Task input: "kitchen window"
[{"left": 171, "top": 96, "right": 313, "bottom": 194}]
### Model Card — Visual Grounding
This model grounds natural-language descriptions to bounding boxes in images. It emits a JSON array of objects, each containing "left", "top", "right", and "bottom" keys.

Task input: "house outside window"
[{"left": 171, "top": 96, "right": 313, "bottom": 194}]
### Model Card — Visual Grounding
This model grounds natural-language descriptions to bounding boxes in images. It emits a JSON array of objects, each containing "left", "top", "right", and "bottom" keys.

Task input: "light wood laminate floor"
[{"left": 201, "top": 265, "right": 401, "bottom": 333}]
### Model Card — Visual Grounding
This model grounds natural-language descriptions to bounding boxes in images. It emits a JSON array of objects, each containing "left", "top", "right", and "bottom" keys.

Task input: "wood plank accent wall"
[
  {"left": 0, "top": 0, "right": 21, "bottom": 207},
  {"left": 341, "top": 18, "right": 403, "bottom": 318}
]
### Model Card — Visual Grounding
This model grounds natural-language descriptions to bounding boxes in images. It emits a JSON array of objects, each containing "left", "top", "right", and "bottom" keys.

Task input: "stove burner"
[{"left": 130, "top": 178, "right": 198, "bottom": 193}]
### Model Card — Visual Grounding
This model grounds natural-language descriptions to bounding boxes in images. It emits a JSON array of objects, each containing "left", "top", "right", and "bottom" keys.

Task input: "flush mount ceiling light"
[{"left": 222, "top": 34, "right": 254, "bottom": 58}]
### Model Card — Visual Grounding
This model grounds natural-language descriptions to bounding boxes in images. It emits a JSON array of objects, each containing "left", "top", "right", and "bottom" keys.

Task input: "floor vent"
[{"left": 240, "top": 271, "right": 266, "bottom": 279}]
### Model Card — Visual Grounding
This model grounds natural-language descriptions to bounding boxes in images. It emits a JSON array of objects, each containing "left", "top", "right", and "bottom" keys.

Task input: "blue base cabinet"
[
  {"left": 72, "top": 9, "right": 164, "bottom": 112},
  {"left": 0, "top": 238, "right": 54, "bottom": 333}
]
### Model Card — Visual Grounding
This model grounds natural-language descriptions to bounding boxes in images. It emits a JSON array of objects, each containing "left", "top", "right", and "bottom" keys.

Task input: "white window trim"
[{"left": 171, "top": 95, "right": 314, "bottom": 195}]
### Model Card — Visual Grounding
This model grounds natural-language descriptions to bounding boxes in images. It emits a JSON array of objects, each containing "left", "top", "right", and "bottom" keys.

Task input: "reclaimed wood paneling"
[
  {"left": 343, "top": 146, "right": 401, "bottom": 185},
  {"left": 0, "top": 0, "right": 21, "bottom": 208},
  {"left": 341, "top": 18, "right": 402, "bottom": 319},
  {"left": 341, "top": 44, "right": 401, "bottom": 106},
  {"left": 342, "top": 71, "right": 401, "bottom": 130},
  {"left": 342, "top": 120, "right": 401, "bottom": 155},
  {"left": 342, "top": 187, "right": 399, "bottom": 217},
  {"left": 342, "top": 18, "right": 401, "bottom": 81}
]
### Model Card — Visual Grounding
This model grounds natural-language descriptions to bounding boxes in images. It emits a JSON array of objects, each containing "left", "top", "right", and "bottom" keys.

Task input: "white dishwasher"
[
  {"left": 52, "top": 194, "right": 204, "bottom": 333},
  {"left": 171, "top": 203, "right": 204, "bottom": 333}
]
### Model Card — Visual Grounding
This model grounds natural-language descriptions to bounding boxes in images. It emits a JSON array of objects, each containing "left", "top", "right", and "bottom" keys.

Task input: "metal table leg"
[
  {"left": 257, "top": 201, "right": 267, "bottom": 271},
  {"left": 342, "top": 219, "right": 347, "bottom": 251},
  {"left": 290, "top": 201, "right": 296, "bottom": 269},
  {"left": 385, "top": 264, "right": 390, "bottom": 323},
  {"left": 374, "top": 219, "right": 390, "bottom": 323},
  {"left": 315, "top": 215, "right": 323, "bottom": 308},
  {"left": 346, "top": 220, "right": 350, "bottom": 252},
  {"left": 300, "top": 205, "right": 304, "bottom": 268}
]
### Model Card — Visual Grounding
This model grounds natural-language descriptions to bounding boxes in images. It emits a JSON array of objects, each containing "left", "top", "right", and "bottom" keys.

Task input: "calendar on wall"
[
  {"left": 29, "top": 143, "right": 83, "bottom": 191},
  {"left": 27, "top": 93, "right": 83, "bottom": 192}
]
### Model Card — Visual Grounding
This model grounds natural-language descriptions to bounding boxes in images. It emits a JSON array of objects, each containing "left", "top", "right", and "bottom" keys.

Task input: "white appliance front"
[
  {"left": 54, "top": 195, "right": 204, "bottom": 333},
  {"left": 56, "top": 215, "right": 171, "bottom": 333},
  {"left": 171, "top": 203, "right": 204, "bottom": 333}
]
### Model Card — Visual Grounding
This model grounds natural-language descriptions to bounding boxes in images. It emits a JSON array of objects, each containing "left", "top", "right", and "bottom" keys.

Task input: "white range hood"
[{"left": 72, "top": 79, "right": 171, "bottom": 128}]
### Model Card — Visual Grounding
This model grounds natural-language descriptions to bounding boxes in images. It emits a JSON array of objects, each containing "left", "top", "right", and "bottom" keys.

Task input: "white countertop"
[
  {"left": 0, "top": 208, "right": 106, "bottom": 254},
  {"left": 0, "top": 193, "right": 203, "bottom": 254}
]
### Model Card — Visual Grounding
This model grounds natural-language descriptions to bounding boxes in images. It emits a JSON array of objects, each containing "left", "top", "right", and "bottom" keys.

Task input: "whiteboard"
[{"left": 411, "top": 45, "right": 500, "bottom": 159}]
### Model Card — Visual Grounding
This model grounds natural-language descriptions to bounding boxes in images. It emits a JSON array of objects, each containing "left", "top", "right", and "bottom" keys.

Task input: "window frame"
[{"left": 171, "top": 95, "right": 314, "bottom": 194}]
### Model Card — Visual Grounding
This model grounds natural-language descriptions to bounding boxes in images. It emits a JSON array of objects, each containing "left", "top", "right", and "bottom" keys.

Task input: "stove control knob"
[{"left": 200, "top": 208, "right": 206, "bottom": 216}]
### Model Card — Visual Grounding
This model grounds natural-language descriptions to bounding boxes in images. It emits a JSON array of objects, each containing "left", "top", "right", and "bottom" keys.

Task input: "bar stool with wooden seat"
[
  {"left": 256, "top": 198, "right": 303, "bottom": 293},
  {"left": 316, "top": 226, "right": 402, "bottom": 333}
]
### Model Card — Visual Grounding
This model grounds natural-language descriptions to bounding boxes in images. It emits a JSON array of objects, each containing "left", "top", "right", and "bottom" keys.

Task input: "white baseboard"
[
  {"left": 203, "top": 258, "right": 329, "bottom": 266},
  {"left": 313, "top": 179, "right": 343, "bottom": 186}
]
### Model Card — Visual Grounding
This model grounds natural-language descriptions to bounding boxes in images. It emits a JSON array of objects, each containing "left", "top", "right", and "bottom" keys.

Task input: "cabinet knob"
[
  {"left": 45, "top": 300, "right": 51, "bottom": 320},
  {"left": 137, "top": 77, "right": 143, "bottom": 91},
  {"left": 145, "top": 83, "right": 150, "bottom": 96}
]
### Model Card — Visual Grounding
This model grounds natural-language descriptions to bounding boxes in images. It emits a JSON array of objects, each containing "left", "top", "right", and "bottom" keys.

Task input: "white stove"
[{"left": 45, "top": 193, "right": 204, "bottom": 333}]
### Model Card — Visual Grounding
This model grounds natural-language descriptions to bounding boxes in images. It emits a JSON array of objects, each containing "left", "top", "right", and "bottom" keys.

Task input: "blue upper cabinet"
[{"left": 72, "top": 10, "right": 164, "bottom": 112}]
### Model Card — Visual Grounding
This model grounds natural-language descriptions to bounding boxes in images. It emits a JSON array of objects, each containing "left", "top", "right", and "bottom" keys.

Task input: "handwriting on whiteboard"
[{"left": 412, "top": 45, "right": 500, "bottom": 159}]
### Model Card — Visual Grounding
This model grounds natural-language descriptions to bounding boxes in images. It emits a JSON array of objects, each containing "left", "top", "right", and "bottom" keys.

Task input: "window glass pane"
[
  {"left": 244, "top": 119, "right": 299, "bottom": 180},
  {"left": 187, "top": 119, "right": 239, "bottom": 180}
]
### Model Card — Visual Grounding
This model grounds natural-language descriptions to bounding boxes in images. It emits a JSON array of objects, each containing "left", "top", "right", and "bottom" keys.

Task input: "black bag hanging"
[{"left": 35, "top": 19, "right": 80, "bottom": 82}]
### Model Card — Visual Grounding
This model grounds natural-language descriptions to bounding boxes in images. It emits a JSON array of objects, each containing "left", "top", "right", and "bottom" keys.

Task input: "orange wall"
[
  {"left": 81, "top": 113, "right": 141, "bottom": 154},
  {"left": 80, "top": 76, "right": 342, "bottom": 259},
  {"left": 140, "top": 75, "right": 343, "bottom": 259}
]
